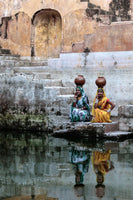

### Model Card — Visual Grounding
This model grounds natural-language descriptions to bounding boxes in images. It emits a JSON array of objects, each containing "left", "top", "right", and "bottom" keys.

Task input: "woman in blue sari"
[{"left": 70, "top": 86, "right": 91, "bottom": 122}]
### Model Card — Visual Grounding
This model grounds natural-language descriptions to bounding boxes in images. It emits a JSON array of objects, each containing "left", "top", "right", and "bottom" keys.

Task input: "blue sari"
[{"left": 70, "top": 87, "right": 91, "bottom": 122}]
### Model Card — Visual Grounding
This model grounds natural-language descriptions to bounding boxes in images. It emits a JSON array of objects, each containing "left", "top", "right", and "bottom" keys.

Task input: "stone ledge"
[
  {"left": 105, "top": 131, "right": 133, "bottom": 141},
  {"left": 52, "top": 121, "right": 119, "bottom": 139}
]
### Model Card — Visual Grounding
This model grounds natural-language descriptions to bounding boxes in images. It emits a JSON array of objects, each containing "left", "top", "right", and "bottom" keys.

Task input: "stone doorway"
[{"left": 32, "top": 9, "right": 62, "bottom": 58}]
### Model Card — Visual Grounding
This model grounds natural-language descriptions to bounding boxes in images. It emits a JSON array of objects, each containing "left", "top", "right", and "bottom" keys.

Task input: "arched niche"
[{"left": 31, "top": 9, "right": 62, "bottom": 58}]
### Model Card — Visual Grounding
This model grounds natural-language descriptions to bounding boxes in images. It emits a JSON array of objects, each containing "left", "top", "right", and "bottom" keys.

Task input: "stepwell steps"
[
  {"left": 14, "top": 66, "right": 49, "bottom": 73},
  {"left": 43, "top": 86, "right": 74, "bottom": 95},
  {"left": 52, "top": 121, "right": 119, "bottom": 139}
]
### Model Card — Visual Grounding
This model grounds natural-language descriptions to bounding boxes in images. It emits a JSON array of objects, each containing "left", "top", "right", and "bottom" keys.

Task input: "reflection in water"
[
  {"left": 70, "top": 148, "right": 90, "bottom": 198},
  {"left": 0, "top": 132, "right": 133, "bottom": 200},
  {"left": 92, "top": 150, "right": 114, "bottom": 198},
  {"left": 70, "top": 148, "right": 90, "bottom": 186}
]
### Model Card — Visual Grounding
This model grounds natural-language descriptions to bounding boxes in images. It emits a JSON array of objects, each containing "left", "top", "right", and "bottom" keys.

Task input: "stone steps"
[
  {"left": 0, "top": 61, "right": 48, "bottom": 67},
  {"left": 0, "top": 55, "right": 20, "bottom": 60},
  {"left": 34, "top": 73, "right": 51, "bottom": 79},
  {"left": 52, "top": 121, "right": 119, "bottom": 139},
  {"left": 0, "top": 59, "right": 16, "bottom": 67},
  {"left": 44, "top": 87, "right": 74, "bottom": 96},
  {"left": 0, "top": 55, "right": 48, "bottom": 69},
  {"left": 13, "top": 65, "right": 75, "bottom": 103},
  {"left": 13, "top": 65, "right": 75, "bottom": 86},
  {"left": 15, "top": 60, "right": 48, "bottom": 67},
  {"left": 41, "top": 79, "right": 63, "bottom": 87},
  {"left": 14, "top": 66, "right": 49, "bottom": 72},
  {"left": 45, "top": 94, "right": 73, "bottom": 114}
]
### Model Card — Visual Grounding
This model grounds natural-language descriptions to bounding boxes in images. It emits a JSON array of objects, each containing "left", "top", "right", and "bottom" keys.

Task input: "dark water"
[{"left": 0, "top": 132, "right": 133, "bottom": 200}]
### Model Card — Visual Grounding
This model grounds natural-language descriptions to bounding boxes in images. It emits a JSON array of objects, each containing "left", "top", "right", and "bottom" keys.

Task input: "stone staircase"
[
  {"left": 0, "top": 53, "right": 122, "bottom": 137},
  {"left": 0, "top": 54, "right": 75, "bottom": 121},
  {"left": 13, "top": 65, "right": 75, "bottom": 117}
]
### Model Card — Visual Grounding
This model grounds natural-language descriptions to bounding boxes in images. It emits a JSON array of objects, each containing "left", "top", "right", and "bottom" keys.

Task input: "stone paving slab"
[{"left": 52, "top": 121, "right": 119, "bottom": 139}]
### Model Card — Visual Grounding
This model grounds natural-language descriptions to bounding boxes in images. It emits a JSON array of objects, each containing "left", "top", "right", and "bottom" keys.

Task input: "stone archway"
[{"left": 32, "top": 9, "right": 62, "bottom": 58}]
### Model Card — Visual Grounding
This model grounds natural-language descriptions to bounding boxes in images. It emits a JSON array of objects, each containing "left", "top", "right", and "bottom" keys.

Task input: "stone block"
[
  {"left": 119, "top": 120, "right": 130, "bottom": 132},
  {"left": 43, "top": 79, "right": 63, "bottom": 87},
  {"left": 104, "top": 122, "right": 119, "bottom": 133},
  {"left": 118, "top": 105, "right": 133, "bottom": 131},
  {"left": 59, "top": 87, "right": 74, "bottom": 95},
  {"left": 35, "top": 73, "right": 51, "bottom": 79},
  {"left": 118, "top": 105, "right": 133, "bottom": 118},
  {"left": 129, "top": 125, "right": 133, "bottom": 132}
]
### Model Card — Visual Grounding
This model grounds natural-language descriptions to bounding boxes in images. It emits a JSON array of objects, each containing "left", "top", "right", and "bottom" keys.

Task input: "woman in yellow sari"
[{"left": 92, "top": 88, "right": 115, "bottom": 123}]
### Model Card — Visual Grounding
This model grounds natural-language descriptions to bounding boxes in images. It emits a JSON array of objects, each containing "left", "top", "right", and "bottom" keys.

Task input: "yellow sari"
[{"left": 92, "top": 90, "right": 112, "bottom": 123}]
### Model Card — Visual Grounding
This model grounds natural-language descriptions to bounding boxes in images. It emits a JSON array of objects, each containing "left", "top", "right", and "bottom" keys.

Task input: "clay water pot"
[
  {"left": 95, "top": 77, "right": 106, "bottom": 88},
  {"left": 74, "top": 75, "right": 85, "bottom": 86}
]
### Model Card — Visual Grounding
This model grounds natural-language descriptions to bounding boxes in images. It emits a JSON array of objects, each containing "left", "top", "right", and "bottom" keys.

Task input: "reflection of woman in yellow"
[
  {"left": 92, "top": 150, "right": 113, "bottom": 179},
  {"left": 92, "top": 88, "right": 115, "bottom": 123},
  {"left": 92, "top": 150, "right": 114, "bottom": 198}
]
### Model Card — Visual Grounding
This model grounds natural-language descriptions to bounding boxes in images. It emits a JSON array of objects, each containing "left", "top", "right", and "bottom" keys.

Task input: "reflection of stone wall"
[
  {"left": 5, "top": 195, "right": 58, "bottom": 200},
  {"left": 0, "top": 136, "right": 73, "bottom": 198}
]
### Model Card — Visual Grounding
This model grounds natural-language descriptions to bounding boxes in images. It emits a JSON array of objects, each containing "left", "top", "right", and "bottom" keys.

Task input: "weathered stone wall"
[
  {"left": 48, "top": 51, "right": 133, "bottom": 119},
  {"left": 0, "top": 51, "right": 133, "bottom": 132},
  {"left": 118, "top": 105, "right": 133, "bottom": 131},
  {"left": 0, "top": 73, "right": 52, "bottom": 132},
  {"left": 0, "top": 0, "right": 133, "bottom": 57},
  {"left": 84, "top": 22, "right": 133, "bottom": 52},
  {"left": 0, "top": 0, "right": 90, "bottom": 57},
  {"left": 63, "top": 8, "right": 97, "bottom": 52},
  {"left": 90, "top": 0, "right": 112, "bottom": 11},
  {"left": 0, "top": 12, "right": 31, "bottom": 56}
]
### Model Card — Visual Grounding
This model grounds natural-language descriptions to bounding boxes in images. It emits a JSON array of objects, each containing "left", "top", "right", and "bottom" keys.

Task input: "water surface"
[{"left": 0, "top": 132, "right": 133, "bottom": 200}]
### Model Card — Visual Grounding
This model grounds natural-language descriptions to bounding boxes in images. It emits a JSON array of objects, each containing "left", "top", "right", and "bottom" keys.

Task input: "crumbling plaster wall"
[
  {"left": 0, "top": 0, "right": 96, "bottom": 56},
  {"left": 0, "top": 0, "right": 133, "bottom": 56},
  {"left": 0, "top": 12, "right": 31, "bottom": 56},
  {"left": 63, "top": 9, "right": 97, "bottom": 52},
  {"left": 84, "top": 22, "right": 133, "bottom": 52},
  {"left": 0, "top": 0, "right": 88, "bottom": 18}
]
